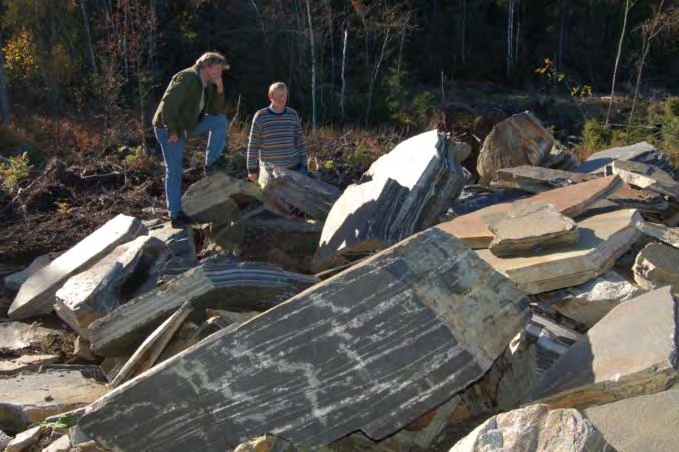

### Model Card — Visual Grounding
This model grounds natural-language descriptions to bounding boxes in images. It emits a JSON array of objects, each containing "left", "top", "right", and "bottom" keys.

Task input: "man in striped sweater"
[{"left": 247, "top": 82, "right": 308, "bottom": 181}]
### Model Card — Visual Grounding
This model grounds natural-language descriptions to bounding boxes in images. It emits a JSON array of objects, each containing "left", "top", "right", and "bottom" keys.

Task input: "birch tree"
[
  {"left": 305, "top": 0, "right": 316, "bottom": 131},
  {"left": 629, "top": 0, "right": 668, "bottom": 123},
  {"left": 606, "top": 0, "right": 635, "bottom": 124}
]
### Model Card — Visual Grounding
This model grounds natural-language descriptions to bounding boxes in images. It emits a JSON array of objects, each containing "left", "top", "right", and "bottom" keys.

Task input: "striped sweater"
[{"left": 247, "top": 106, "right": 307, "bottom": 174}]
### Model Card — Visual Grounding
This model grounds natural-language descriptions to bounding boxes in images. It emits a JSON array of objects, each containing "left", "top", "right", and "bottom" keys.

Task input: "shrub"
[
  {"left": 666, "top": 97, "right": 679, "bottom": 117},
  {"left": 582, "top": 119, "right": 612, "bottom": 152},
  {"left": 0, "top": 152, "right": 32, "bottom": 194}
]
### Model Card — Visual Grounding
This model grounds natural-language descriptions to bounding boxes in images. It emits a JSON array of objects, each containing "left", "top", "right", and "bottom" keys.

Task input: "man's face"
[
  {"left": 269, "top": 89, "right": 288, "bottom": 111},
  {"left": 204, "top": 63, "right": 223, "bottom": 82}
]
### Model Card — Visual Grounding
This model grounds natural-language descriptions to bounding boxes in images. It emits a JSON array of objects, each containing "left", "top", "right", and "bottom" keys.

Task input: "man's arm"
[
  {"left": 158, "top": 72, "right": 194, "bottom": 138},
  {"left": 246, "top": 112, "right": 262, "bottom": 180},
  {"left": 295, "top": 112, "right": 308, "bottom": 168}
]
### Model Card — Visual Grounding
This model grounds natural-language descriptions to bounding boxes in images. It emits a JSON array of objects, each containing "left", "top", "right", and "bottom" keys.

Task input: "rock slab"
[
  {"left": 8, "top": 214, "right": 146, "bottom": 319},
  {"left": 79, "top": 227, "right": 529, "bottom": 451}
]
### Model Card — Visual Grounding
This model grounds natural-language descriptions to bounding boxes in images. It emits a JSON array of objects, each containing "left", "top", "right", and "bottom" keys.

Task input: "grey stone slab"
[
  {"left": 8, "top": 214, "right": 147, "bottom": 320},
  {"left": 449, "top": 185, "right": 529, "bottom": 217},
  {"left": 0, "top": 322, "right": 65, "bottom": 353},
  {"left": 477, "top": 111, "right": 555, "bottom": 186},
  {"left": 3, "top": 252, "right": 60, "bottom": 291},
  {"left": 450, "top": 404, "right": 612, "bottom": 452},
  {"left": 182, "top": 172, "right": 262, "bottom": 224},
  {"left": 477, "top": 209, "right": 641, "bottom": 294},
  {"left": 611, "top": 159, "right": 677, "bottom": 184},
  {"left": 444, "top": 313, "right": 579, "bottom": 441},
  {"left": 259, "top": 162, "right": 342, "bottom": 221},
  {"left": 54, "top": 235, "right": 167, "bottom": 339},
  {"left": 632, "top": 242, "right": 679, "bottom": 292},
  {"left": 215, "top": 209, "right": 322, "bottom": 274},
  {"left": 312, "top": 130, "right": 469, "bottom": 272},
  {"left": 636, "top": 221, "right": 679, "bottom": 248},
  {"left": 534, "top": 270, "right": 645, "bottom": 328},
  {"left": 0, "top": 368, "right": 107, "bottom": 433},
  {"left": 529, "top": 286, "right": 678, "bottom": 409},
  {"left": 0, "top": 354, "right": 60, "bottom": 375},
  {"left": 574, "top": 141, "right": 674, "bottom": 175},
  {"left": 494, "top": 165, "right": 598, "bottom": 194},
  {"left": 438, "top": 176, "right": 622, "bottom": 249},
  {"left": 608, "top": 184, "right": 669, "bottom": 213},
  {"left": 488, "top": 201, "right": 579, "bottom": 257},
  {"left": 88, "top": 257, "right": 319, "bottom": 357},
  {"left": 78, "top": 228, "right": 529, "bottom": 451},
  {"left": 584, "top": 384, "right": 679, "bottom": 452}
]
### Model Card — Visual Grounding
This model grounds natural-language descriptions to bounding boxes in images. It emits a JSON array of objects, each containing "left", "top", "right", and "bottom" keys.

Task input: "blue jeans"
[{"left": 155, "top": 114, "right": 227, "bottom": 218}]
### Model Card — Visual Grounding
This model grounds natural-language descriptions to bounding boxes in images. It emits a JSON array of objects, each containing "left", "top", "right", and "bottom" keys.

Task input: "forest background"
[{"left": 0, "top": 0, "right": 678, "bottom": 264}]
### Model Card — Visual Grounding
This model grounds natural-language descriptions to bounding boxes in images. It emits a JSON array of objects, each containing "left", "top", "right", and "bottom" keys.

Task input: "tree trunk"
[
  {"left": 78, "top": 0, "right": 98, "bottom": 74},
  {"left": 305, "top": 0, "right": 316, "bottom": 132},
  {"left": 461, "top": 0, "right": 466, "bottom": 66},
  {"left": 607, "top": 0, "right": 634, "bottom": 124},
  {"left": 0, "top": 50, "right": 10, "bottom": 124},
  {"left": 629, "top": 0, "right": 666, "bottom": 124},
  {"left": 341, "top": 26, "right": 348, "bottom": 122}
]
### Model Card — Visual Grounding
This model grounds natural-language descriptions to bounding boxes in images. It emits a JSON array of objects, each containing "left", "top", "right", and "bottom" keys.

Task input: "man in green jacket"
[{"left": 152, "top": 52, "right": 229, "bottom": 228}]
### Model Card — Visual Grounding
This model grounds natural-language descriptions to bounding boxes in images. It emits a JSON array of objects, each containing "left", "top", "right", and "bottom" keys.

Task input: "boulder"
[
  {"left": 182, "top": 172, "right": 262, "bottom": 224},
  {"left": 632, "top": 242, "right": 679, "bottom": 292},
  {"left": 450, "top": 404, "right": 612, "bottom": 452},
  {"left": 477, "top": 111, "right": 555, "bottom": 186},
  {"left": 259, "top": 162, "right": 342, "bottom": 220},
  {"left": 312, "top": 130, "right": 469, "bottom": 272}
]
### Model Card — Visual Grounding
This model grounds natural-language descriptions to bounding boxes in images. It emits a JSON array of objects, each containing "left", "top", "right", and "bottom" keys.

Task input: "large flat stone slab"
[
  {"left": 54, "top": 235, "right": 167, "bottom": 339},
  {"left": 0, "top": 368, "right": 107, "bottom": 433},
  {"left": 8, "top": 214, "right": 146, "bottom": 320},
  {"left": 584, "top": 384, "right": 679, "bottom": 452},
  {"left": 636, "top": 221, "right": 679, "bottom": 248},
  {"left": 574, "top": 141, "right": 674, "bottom": 175},
  {"left": 79, "top": 228, "right": 529, "bottom": 451},
  {"left": 494, "top": 165, "right": 598, "bottom": 194},
  {"left": 488, "top": 201, "right": 579, "bottom": 257},
  {"left": 312, "top": 130, "right": 469, "bottom": 272},
  {"left": 477, "top": 209, "right": 641, "bottom": 294},
  {"left": 534, "top": 270, "right": 645, "bottom": 328},
  {"left": 437, "top": 175, "right": 622, "bottom": 249},
  {"left": 88, "top": 258, "right": 319, "bottom": 357},
  {"left": 529, "top": 286, "right": 678, "bottom": 409},
  {"left": 611, "top": 159, "right": 679, "bottom": 199}
]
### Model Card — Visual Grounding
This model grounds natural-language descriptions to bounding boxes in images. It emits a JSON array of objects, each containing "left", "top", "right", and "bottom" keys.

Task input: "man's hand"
[
  {"left": 212, "top": 73, "right": 224, "bottom": 93},
  {"left": 169, "top": 134, "right": 179, "bottom": 143},
  {"left": 248, "top": 173, "right": 258, "bottom": 182}
]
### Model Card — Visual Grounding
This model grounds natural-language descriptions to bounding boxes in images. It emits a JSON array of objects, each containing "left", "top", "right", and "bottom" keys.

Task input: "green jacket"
[{"left": 152, "top": 65, "right": 225, "bottom": 138}]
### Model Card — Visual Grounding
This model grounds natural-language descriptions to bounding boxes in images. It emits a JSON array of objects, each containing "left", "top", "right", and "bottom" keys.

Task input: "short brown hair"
[{"left": 196, "top": 52, "right": 229, "bottom": 70}]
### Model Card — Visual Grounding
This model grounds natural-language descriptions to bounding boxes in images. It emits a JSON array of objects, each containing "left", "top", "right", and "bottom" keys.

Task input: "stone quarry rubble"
[{"left": 1, "top": 112, "right": 678, "bottom": 451}]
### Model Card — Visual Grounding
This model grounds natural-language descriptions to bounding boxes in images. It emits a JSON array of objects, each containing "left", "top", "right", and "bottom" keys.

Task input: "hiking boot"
[
  {"left": 204, "top": 155, "right": 229, "bottom": 176},
  {"left": 170, "top": 211, "right": 193, "bottom": 228}
]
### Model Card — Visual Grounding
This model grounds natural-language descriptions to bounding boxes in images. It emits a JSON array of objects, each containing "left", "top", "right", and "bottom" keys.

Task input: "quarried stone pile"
[{"left": 2, "top": 117, "right": 679, "bottom": 451}]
